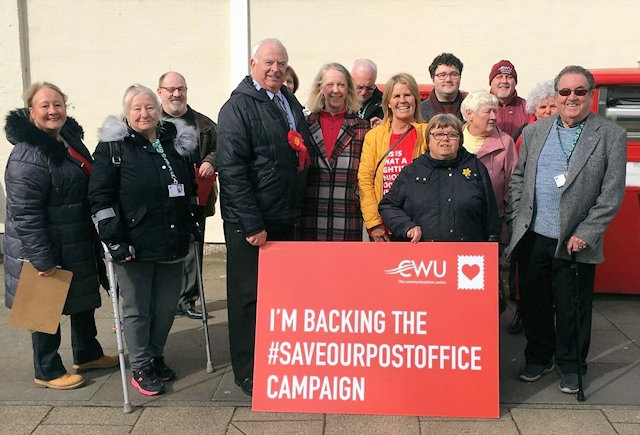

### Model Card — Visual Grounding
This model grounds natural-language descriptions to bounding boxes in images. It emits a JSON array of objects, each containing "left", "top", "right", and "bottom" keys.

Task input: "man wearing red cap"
[{"left": 489, "top": 60, "right": 530, "bottom": 136}]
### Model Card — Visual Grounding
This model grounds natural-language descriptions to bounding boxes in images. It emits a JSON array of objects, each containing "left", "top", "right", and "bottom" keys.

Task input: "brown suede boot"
[{"left": 34, "top": 373, "right": 84, "bottom": 390}]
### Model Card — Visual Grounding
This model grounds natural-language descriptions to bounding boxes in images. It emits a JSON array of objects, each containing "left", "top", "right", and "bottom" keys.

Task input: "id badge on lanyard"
[{"left": 168, "top": 183, "right": 185, "bottom": 197}]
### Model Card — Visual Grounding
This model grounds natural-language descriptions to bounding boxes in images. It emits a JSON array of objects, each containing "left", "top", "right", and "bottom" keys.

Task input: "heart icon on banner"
[{"left": 462, "top": 264, "right": 480, "bottom": 280}]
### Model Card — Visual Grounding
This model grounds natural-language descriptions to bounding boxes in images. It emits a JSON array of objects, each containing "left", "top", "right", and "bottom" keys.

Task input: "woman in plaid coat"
[{"left": 298, "top": 63, "right": 370, "bottom": 241}]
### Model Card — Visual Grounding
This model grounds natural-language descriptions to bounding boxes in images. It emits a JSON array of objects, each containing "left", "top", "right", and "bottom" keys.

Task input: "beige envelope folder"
[{"left": 8, "top": 262, "right": 73, "bottom": 334}]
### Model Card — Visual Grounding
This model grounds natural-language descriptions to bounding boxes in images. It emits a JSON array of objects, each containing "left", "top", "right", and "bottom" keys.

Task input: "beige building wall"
[{"left": 1, "top": 0, "right": 639, "bottom": 243}]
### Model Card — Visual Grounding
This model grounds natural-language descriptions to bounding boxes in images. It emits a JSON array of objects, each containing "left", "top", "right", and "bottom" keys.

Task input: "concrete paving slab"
[
  {"left": 510, "top": 408, "right": 616, "bottom": 434},
  {"left": 0, "top": 405, "right": 50, "bottom": 434},
  {"left": 602, "top": 408, "right": 640, "bottom": 423},
  {"left": 32, "top": 424, "right": 132, "bottom": 434},
  {"left": 419, "top": 419, "right": 519, "bottom": 434},
  {"left": 324, "top": 414, "right": 420, "bottom": 434},
  {"left": 612, "top": 423, "right": 640, "bottom": 434},
  {"left": 131, "top": 406, "right": 234, "bottom": 434},
  {"left": 42, "top": 405, "right": 142, "bottom": 425},
  {"left": 230, "top": 420, "right": 325, "bottom": 435},
  {"left": 233, "top": 407, "right": 323, "bottom": 421}
]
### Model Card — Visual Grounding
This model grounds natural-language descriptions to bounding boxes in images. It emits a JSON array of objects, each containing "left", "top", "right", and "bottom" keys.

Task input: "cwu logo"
[{"left": 384, "top": 260, "right": 446, "bottom": 278}]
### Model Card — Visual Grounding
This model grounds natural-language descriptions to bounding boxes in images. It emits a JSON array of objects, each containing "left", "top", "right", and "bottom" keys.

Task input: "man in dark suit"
[
  {"left": 217, "top": 38, "right": 311, "bottom": 396},
  {"left": 507, "top": 65, "right": 626, "bottom": 395}
]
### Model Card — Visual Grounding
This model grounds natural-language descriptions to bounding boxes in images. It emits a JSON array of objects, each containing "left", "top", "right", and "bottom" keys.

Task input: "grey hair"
[
  {"left": 461, "top": 90, "right": 498, "bottom": 121},
  {"left": 251, "top": 38, "right": 288, "bottom": 61},
  {"left": 526, "top": 80, "right": 556, "bottom": 113},
  {"left": 352, "top": 58, "right": 378, "bottom": 75},
  {"left": 122, "top": 84, "right": 163, "bottom": 124}
]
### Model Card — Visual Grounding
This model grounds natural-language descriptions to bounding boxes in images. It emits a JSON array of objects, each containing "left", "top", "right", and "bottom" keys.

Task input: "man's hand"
[
  {"left": 246, "top": 230, "right": 267, "bottom": 247},
  {"left": 566, "top": 235, "right": 587, "bottom": 255},
  {"left": 198, "top": 162, "right": 216, "bottom": 179},
  {"left": 407, "top": 226, "right": 422, "bottom": 243}
]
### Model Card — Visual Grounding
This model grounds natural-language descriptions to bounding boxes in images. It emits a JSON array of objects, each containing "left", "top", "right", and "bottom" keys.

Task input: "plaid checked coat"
[{"left": 298, "top": 112, "right": 370, "bottom": 241}]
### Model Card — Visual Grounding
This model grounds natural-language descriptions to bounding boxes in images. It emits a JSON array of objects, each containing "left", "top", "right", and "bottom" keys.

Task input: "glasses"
[
  {"left": 159, "top": 86, "right": 188, "bottom": 94},
  {"left": 430, "top": 132, "right": 460, "bottom": 140},
  {"left": 558, "top": 88, "right": 589, "bottom": 97},
  {"left": 434, "top": 72, "right": 461, "bottom": 80},
  {"left": 355, "top": 85, "right": 377, "bottom": 92}
]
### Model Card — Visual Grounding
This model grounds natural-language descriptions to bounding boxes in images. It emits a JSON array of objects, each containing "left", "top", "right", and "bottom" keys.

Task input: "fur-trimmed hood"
[
  {"left": 5, "top": 108, "right": 85, "bottom": 164},
  {"left": 98, "top": 116, "right": 197, "bottom": 159}
]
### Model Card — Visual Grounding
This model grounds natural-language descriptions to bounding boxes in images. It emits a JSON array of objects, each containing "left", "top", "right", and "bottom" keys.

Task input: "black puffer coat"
[
  {"left": 4, "top": 109, "right": 101, "bottom": 314},
  {"left": 379, "top": 147, "right": 501, "bottom": 242},
  {"left": 88, "top": 117, "right": 197, "bottom": 261},
  {"left": 217, "top": 76, "right": 311, "bottom": 236}
]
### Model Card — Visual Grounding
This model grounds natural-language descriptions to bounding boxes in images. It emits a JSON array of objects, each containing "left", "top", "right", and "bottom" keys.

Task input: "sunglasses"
[{"left": 558, "top": 88, "right": 589, "bottom": 97}]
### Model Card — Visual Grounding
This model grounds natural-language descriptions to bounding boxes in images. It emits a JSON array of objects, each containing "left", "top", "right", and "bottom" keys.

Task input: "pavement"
[{"left": 1, "top": 247, "right": 640, "bottom": 434}]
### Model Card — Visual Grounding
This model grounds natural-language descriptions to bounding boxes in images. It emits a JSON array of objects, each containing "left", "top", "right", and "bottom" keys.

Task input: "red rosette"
[{"left": 287, "top": 130, "right": 310, "bottom": 171}]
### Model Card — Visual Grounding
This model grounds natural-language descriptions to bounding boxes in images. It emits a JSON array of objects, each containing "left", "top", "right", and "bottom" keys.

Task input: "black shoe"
[
  {"left": 235, "top": 377, "right": 253, "bottom": 396},
  {"left": 508, "top": 309, "right": 523, "bottom": 335},
  {"left": 152, "top": 356, "right": 176, "bottom": 382},
  {"left": 176, "top": 302, "right": 203, "bottom": 320},
  {"left": 519, "top": 361, "right": 554, "bottom": 382},
  {"left": 131, "top": 364, "right": 164, "bottom": 396}
]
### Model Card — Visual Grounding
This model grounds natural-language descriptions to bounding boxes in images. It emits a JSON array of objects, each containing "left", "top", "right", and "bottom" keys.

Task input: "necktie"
[{"left": 275, "top": 95, "right": 295, "bottom": 130}]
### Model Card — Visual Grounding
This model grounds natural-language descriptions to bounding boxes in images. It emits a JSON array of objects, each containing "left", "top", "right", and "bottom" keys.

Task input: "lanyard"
[
  {"left": 556, "top": 122, "right": 584, "bottom": 173},
  {"left": 151, "top": 139, "right": 179, "bottom": 184}
]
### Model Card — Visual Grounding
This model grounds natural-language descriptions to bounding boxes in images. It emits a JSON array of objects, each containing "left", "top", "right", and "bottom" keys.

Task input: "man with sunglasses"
[
  {"left": 351, "top": 59, "right": 384, "bottom": 123},
  {"left": 158, "top": 71, "right": 218, "bottom": 320},
  {"left": 420, "top": 52, "right": 466, "bottom": 122},
  {"left": 506, "top": 65, "right": 626, "bottom": 395},
  {"left": 489, "top": 60, "right": 530, "bottom": 136}
]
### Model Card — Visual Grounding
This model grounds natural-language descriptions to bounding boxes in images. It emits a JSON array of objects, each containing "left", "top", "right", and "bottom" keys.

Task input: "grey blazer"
[{"left": 506, "top": 113, "right": 627, "bottom": 264}]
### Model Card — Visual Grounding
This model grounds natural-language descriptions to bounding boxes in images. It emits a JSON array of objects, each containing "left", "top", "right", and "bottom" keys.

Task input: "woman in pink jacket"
[{"left": 461, "top": 90, "right": 518, "bottom": 314}]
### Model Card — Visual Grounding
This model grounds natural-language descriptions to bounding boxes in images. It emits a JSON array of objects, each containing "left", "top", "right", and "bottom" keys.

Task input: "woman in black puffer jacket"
[
  {"left": 4, "top": 82, "right": 117, "bottom": 390},
  {"left": 88, "top": 84, "right": 197, "bottom": 397}
]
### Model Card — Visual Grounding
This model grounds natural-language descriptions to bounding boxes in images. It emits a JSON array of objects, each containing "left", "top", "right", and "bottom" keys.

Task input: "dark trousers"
[
  {"left": 115, "top": 259, "right": 183, "bottom": 369},
  {"left": 178, "top": 213, "right": 207, "bottom": 306},
  {"left": 224, "top": 221, "right": 294, "bottom": 382},
  {"left": 517, "top": 231, "right": 595, "bottom": 374},
  {"left": 32, "top": 309, "right": 103, "bottom": 380}
]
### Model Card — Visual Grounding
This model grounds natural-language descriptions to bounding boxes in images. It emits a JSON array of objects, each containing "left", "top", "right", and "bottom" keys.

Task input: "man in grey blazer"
[{"left": 506, "top": 65, "right": 626, "bottom": 394}]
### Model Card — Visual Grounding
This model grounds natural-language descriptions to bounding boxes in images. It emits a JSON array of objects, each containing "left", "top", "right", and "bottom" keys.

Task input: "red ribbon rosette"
[{"left": 287, "top": 130, "right": 310, "bottom": 171}]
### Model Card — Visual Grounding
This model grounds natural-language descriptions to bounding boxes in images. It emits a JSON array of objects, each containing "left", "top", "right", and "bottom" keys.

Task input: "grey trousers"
[{"left": 114, "top": 259, "right": 183, "bottom": 370}]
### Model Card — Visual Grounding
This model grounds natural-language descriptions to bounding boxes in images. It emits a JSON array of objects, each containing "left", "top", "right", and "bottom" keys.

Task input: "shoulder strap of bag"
[
  {"left": 373, "top": 125, "right": 415, "bottom": 178},
  {"left": 108, "top": 141, "right": 122, "bottom": 168}
]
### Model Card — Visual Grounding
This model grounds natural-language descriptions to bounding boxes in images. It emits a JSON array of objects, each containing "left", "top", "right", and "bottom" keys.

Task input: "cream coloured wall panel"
[{"left": 2, "top": 0, "right": 639, "bottom": 244}]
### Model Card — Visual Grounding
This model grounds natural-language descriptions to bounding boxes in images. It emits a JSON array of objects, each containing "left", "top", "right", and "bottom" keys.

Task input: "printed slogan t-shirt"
[{"left": 382, "top": 128, "right": 418, "bottom": 196}]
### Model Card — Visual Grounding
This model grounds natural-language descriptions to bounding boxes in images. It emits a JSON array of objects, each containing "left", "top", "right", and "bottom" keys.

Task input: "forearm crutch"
[
  {"left": 571, "top": 253, "right": 586, "bottom": 402},
  {"left": 102, "top": 242, "right": 132, "bottom": 413},
  {"left": 193, "top": 241, "right": 214, "bottom": 373}
]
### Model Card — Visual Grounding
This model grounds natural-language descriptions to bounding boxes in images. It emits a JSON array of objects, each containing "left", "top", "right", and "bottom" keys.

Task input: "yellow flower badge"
[{"left": 462, "top": 168, "right": 472, "bottom": 178}]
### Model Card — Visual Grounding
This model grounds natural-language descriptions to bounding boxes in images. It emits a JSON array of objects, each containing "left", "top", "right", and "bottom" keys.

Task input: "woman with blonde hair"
[
  {"left": 357, "top": 73, "right": 427, "bottom": 241},
  {"left": 299, "top": 62, "right": 369, "bottom": 240},
  {"left": 4, "top": 82, "right": 118, "bottom": 390}
]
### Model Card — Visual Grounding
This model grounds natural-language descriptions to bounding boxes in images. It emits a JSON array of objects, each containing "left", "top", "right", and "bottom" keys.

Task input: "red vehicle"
[{"left": 589, "top": 69, "right": 640, "bottom": 294}]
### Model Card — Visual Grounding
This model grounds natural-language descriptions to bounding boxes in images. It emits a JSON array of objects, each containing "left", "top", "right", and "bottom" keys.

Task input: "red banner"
[{"left": 253, "top": 242, "right": 499, "bottom": 418}]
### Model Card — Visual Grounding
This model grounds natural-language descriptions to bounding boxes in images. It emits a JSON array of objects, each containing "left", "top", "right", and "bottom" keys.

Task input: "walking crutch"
[
  {"left": 193, "top": 241, "right": 214, "bottom": 373},
  {"left": 571, "top": 253, "right": 586, "bottom": 402},
  {"left": 102, "top": 242, "right": 133, "bottom": 413}
]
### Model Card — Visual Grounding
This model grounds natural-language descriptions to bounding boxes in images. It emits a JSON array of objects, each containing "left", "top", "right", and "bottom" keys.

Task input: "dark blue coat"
[{"left": 4, "top": 109, "right": 101, "bottom": 314}]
